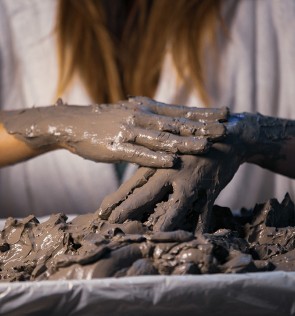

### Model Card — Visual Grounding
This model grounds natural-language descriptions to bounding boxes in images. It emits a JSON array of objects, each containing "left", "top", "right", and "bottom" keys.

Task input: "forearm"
[
  {"left": 227, "top": 113, "right": 295, "bottom": 179},
  {"left": 0, "top": 109, "right": 59, "bottom": 167},
  {"left": 248, "top": 133, "right": 295, "bottom": 178},
  {"left": 0, "top": 122, "right": 50, "bottom": 167}
]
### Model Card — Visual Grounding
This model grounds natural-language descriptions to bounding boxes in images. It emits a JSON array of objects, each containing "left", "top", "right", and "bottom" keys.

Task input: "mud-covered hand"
[
  {"left": 1, "top": 97, "right": 228, "bottom": 168},
  {"left": 98, "top": 110, "right": 295, "bottom": 232},
  {"left": 98, "top": 142, "right": 244, "bottom": 233}
]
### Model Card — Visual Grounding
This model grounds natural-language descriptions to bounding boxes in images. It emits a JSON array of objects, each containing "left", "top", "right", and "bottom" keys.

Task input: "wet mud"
[{"left": 1, "top": 194, "right": 295, "bottom": 281}]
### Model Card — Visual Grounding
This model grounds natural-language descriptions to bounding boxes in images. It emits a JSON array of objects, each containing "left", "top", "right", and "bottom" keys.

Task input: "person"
[{"left": 0, "top": 0, "right": 294, "bottom": 219}]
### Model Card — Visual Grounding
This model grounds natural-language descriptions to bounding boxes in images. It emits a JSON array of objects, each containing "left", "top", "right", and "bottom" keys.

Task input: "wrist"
[
  {"left": 1, "top": 106, "right": 61, "bottom": 150},
  {"left": 225, "top": 113, "right": 259, "bottom": 162}
]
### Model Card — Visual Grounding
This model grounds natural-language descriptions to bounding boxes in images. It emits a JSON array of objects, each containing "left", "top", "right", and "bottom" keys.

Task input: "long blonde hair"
[{"left": 56, "top": 0, "right": 222, "bottom": 104}]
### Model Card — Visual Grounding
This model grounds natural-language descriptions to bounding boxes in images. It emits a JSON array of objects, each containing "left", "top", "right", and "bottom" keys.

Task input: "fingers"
[
  {"left": 98, "top": 167, "right": 156, "bottom": 219},
  {"left": 107, "top": 171, "right": 170, "bottom": 224},
  {"left": 128, "top": 96, "right": 229, "bottom": 122},
  {"left": 133, "top": 112, "right": 226, "bottom": 139},
  {"left": 152, "top": 192, "right": 188, "bottom": 232},
  {"left": 149, "top": 175, "right": 201, "bottom": 232},
  {"left": 111, "top": 143, "right": 176, "bottom": 168},
  {"left": 184, "top": 106, "right": 229, "bottom": 122},
  {"left": 131, "top": 128, "right": 210, "bottom": 154}
]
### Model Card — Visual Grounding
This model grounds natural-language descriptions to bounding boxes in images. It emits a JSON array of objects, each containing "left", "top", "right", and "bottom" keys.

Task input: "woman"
[{"left": 0, "top": 0, "right": 294, "bottom": 218}]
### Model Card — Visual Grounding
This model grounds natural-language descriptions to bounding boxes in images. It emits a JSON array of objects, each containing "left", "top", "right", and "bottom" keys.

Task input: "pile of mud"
[{"left": 1, "top": 194, "right": 295, "bottom": 281}]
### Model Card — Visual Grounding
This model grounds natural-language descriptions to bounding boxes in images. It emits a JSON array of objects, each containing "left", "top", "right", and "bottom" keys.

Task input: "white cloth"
[{"left": 0, "top": 0, "right": 294, "bottom": 216}]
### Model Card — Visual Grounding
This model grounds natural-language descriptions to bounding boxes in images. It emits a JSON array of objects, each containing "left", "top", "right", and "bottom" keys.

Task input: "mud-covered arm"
[
  {"left": 0, "top": 122, "right": 54, "bottom": 167},
  {"left": 0, "top": 97, "right": 228, "bottom": 168},
  {"left": 227, "top": 113, "right": 295, "bottom": 178},
  {"left": 266, "top": 137, "right": 295, "bottom": 178}
]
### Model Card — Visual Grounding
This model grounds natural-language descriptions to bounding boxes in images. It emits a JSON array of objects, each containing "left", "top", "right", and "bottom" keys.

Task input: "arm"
[
  {"left": 0, "top": 122, "right": 55, "bottom": 167},
  {"left": 267, "top": 137, "right": 295, "bottom": 178},
  {"left": 249, "top": 137, "right": 295, "bottom": 178},
  {"left": 227, "top": 113, "right": 295, "bottom": 178}
]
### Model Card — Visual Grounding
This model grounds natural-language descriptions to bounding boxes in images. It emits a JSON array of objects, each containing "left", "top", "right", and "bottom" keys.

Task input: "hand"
[
  {"left": 1, "top": 97, "right": 228, "bottom": 168},
  {"left": 97, "top": 110, "right": 295, "bottom": 232},
  {"left": 98, "top": 142, "right": 243, "bottom": 234}
]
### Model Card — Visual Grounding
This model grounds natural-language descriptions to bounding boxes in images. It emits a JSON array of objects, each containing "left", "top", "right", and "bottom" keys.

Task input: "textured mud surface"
[{"left": 1, "top": 194, "right": 295, "bottom": 281}]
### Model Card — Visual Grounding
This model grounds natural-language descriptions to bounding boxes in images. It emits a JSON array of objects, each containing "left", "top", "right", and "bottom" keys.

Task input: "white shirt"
[{"left": 0, "top": 0, "right": 294, "bottom": 217}]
